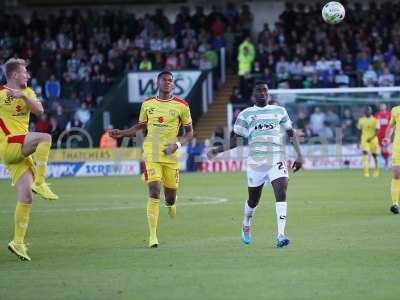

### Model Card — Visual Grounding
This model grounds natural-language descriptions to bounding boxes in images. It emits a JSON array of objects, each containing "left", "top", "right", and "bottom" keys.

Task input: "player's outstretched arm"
[
  {"left": 5, "top": 87, "right": 44, "bottom": 116},
  {"left": 206, "top": 133, "right": 244, "bottom": 159},
  {"left": 287, "top": 128, "right": 304, "bottom": 172},
  {"left": 109, "top": 123, "right": 147, "bottom": 138}
]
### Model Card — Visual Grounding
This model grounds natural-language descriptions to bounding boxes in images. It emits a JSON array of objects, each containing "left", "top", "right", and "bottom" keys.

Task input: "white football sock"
[
  {"left": 275, "top": 202, "right": 287, "bottom": 236},
  {"left": 243, "top": 200, "right": 256, "bottom": 227}
]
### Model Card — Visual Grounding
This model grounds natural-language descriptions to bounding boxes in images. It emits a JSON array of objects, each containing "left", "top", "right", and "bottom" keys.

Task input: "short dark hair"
[
  {"left": 255, "top": 81, "right": 269, "bottom": 88},
  {"left": 157, "top": 71, "right": 173, "bottom": 81}
]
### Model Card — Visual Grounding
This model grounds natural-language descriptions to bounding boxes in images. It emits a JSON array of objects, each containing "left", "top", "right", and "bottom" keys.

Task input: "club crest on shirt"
[
  {"left": 4, "top": 94, "right": 14, "bottom": 105},
  {"left": 169, "top": 109, "right": 178, "bottom": 117}
]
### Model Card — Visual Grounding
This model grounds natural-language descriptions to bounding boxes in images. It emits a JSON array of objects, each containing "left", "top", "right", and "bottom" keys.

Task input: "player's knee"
[
  {"left": 394, "top": 169, "right": 400, "bottom": 179},
  {"left": 149, "top": 186, "right": 161, "bottom": 198},
  {"left": 165, "top": 196, "right": 176, "bottom": 205},
  {"left": 41, "top": 133, "right": 52, "bottom": 144},
  {"left": 247, "top": 197, "right": 259, "bottom": 208}
]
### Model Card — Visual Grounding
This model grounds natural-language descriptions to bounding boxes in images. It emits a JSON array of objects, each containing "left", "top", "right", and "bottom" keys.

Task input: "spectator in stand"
[
  {"left": 241, "top": 72, "right": 254, "bottom": 100},
  {"left": 55, "top": 104, "right": 69, "bottom": 131},
  {"left": 325, "top": 108, "right": 341, "bottom": 137},
  {"left": 238, "top": 36, "right": 255, "bottom": 76},
  {"left": 275, "top": 56, "right": 290, "bottom": 84},
  {"left": 150, "top": 32, "right": 163, "bottom": 52},
  {"left": 61, "top": 72, "right": 77, "bottom": 99},
  {"left": 66, "top": 52, "right": 80, "bottom": 80},
  {"left": 378, "top": 67, "right": 395, "bottom": 86},
  {"left": 99, "top": 126, "right": 118, "bottom": 148},
  {"left": 363, "top": 65, "right": 378, "bottom": 87},
  {"left": 205, "top": 43, "right": 219, "bottom": 68},
  {"left": 45, "top": 74, "right": 61, "bottom": 102},
  {"left": 199, "top": 53, "right": 212, "bottom": 70},
  {"left": 224, "top": 2, "right": 240, "bottom": 27},
  {"left": 165, "top": 51, "right": 180, "bottom": 70},
  {"left": 36, "top": 60, "right": 51, "bottom": 86},
  {"left": 232, "top": 107, "right": 242, "bottom": 125},
  {"left": 162, "top": 34, "right": 177, "bottom": 52},
  {"left": 212, "top": 124, "right": 225, "bottom": 146},
  {"left": 341, "top": 108, "right": 357, "bottom": 142},
  {"left": 152, "top": 52, "right": 164, "bottom": 70},
  {"left": 76, "top": 102, "right": 91, "bottom": 125},
  {"left": 319, "top": 121, "right": 334, "bottom": 143},
  {"left": 80, "top": 73, "right": 94, "bottom": 99},
  {"left": 239, "top": 4, "right": 254, "bottom": 34},
  {"left": 310, "top": 107, "right": 326, "bottom": 137},
  {"left": 93, "top": 74, "right": 110, "bottom": 103},
  {"left": 186, "top": 136, "right": 204, "bottom": 172},
  {"left": 35, "top": 113, "right": 51, "bottom": 133},
  {"left": 295, "top": 111, "right": 311, "bottom": 140},
  {"left": 260, "top": 67, "right": 276, "bottom": 89},
  {"left": 289, "top": 56, "right": 304, "bottom": 88},
  {"left": 303, "top": 60, "right": 316, "bottom": 77},
  {"left": 389, "top": 56, "right": 400, "bottom": 79},
  {"left": 335, "top": 69, "right": 350, "bottom": 87},
  {"left": 66, "top": 113, "right": 84, "bottom": 130},
  {"left": 30, "top": 78, "right": 43, "bottom": 100},
  {"left": 230, "top": 86, "right": 244, "bottom": 103},
  {"left": 356, "top": 52, "right": 370, "bottom": 74},
  {"left": 139, "top": 52, "right": 153, "bottom": 71}
]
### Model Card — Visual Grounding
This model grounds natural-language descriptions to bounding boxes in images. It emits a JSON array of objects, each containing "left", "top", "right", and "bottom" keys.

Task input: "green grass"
[{"left": 0, "top": 170, "right": 399, "bottom": 300}]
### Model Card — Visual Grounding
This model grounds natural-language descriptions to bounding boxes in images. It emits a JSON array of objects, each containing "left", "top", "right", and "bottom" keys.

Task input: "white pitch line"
[{"left": 0, "top": 196, "right": 228, "bottom": 214}]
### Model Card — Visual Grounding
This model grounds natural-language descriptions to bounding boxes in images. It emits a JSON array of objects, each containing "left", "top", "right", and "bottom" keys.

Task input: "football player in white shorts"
[{"left": 208, "top": 81, "right": 304, "bottom": 248}]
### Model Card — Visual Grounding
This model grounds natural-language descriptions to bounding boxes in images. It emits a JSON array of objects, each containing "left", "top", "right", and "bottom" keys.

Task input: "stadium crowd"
[
  {"left": 0, "top": 3, "right": 253, "bottom": 144},
  {"left": 235, "top": 1, "right": 400, "bottom": 99},
  {"left": 2, "top": 2, "right": 400, "bottom": 147}
]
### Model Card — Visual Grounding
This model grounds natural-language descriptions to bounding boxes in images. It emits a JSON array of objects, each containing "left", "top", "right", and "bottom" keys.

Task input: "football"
[{"left": 322, "top": 1, "right": 345, "bottom": 24}]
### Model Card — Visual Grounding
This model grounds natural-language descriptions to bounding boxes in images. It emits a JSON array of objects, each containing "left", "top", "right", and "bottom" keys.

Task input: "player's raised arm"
[
  {"left": 109, "top": 123, "right": 147, "bottom": 138},
  {"left": 207, "top": 109, "right": 248, "bottom": 159},
  {"left": 206, "top": 133, "right": 244, "bottom": 159},
  {"left": 110, "top": 100, "right": 149, "bottom": 138}
]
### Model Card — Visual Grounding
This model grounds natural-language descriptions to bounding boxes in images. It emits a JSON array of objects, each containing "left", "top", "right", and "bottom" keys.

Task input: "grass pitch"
[{"left": 0, "top": 170, "right": 399, "bottom": 300}]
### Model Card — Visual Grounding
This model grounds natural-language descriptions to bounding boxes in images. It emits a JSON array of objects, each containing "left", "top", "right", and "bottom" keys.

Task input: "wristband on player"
[{"left": 175, "top": 141, "right": 182, "bottom": 148}]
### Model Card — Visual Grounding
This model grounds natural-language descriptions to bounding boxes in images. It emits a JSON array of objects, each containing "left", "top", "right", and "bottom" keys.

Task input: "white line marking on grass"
[{"left": 0, "top": 196, "right": 228, "bottom": 214}]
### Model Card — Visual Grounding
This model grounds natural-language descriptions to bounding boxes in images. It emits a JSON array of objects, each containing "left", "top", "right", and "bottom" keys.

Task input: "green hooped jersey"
[{"left": 233, "top": 105, "right": 292, "bottom": 166}]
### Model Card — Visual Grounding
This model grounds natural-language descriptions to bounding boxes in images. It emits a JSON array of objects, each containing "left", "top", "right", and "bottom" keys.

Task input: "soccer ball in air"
[{"left": 322, "top": 1, "right": 345, "bottom": 24}]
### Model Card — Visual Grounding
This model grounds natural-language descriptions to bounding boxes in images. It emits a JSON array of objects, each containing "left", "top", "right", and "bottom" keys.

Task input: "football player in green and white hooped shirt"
[{"left": 208, "top": 81, "right": 304, "bottom": 248}]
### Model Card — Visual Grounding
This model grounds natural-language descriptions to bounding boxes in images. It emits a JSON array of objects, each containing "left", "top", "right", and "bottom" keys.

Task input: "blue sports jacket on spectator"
[{"left": 45, "top": 79, "right": 61, "bottom": 101}]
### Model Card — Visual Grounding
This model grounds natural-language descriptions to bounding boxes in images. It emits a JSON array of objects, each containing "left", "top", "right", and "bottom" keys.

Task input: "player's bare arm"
[
  {"left": 5, "top": 87, "right": 44, "bottom": 116},
  {"left": 163, "top": 124, "right": 193, "bottom": 155},
  {"left": 109, "top": 123, "right": 147, "bottom": 138},
  {"left": 287, "top": 128, "right": 304, "bottom": 172},
  {"left": 207, "top": 133, "right": 244, "bottom": 159}
]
